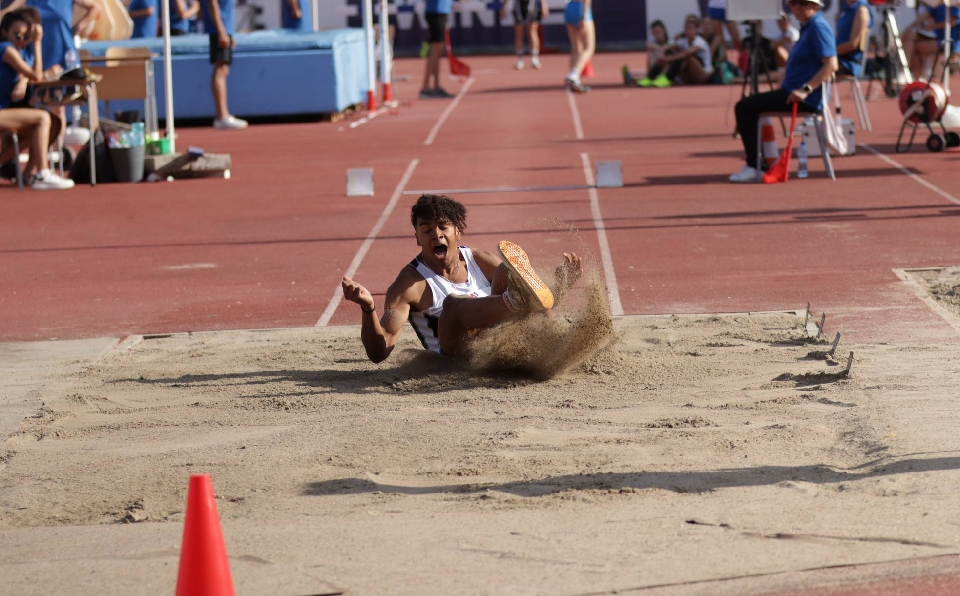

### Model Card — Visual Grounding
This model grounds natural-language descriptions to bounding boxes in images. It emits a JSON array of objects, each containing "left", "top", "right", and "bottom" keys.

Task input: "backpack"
[{"left": 70, "top": 127, "right": 116, "bottom": 184}]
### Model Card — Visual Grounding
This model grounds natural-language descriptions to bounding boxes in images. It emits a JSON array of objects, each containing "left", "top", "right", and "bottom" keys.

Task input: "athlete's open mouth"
[{"left": 433, "top": 245, "right": 448, "bottom": 259}]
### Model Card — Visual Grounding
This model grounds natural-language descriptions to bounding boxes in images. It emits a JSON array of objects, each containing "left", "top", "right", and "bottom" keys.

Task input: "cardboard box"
[{"left": 800, "top": 117, "right": 856, "bottom": 156}]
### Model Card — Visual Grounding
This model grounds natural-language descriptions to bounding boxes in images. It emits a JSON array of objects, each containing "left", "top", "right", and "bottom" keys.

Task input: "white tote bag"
[{"left": 822, "top": 78, "right": 849, "bottom": 156}]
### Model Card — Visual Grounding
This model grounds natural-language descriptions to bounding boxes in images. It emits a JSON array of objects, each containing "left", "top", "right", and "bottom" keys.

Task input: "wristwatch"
[{"left": 801, "top": 83, "right": 813, "bottom": 94}]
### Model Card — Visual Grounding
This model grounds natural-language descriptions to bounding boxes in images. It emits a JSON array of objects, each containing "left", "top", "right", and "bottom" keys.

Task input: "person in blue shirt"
[
  {"left": 0, "top": 10, "right": 73, "bottom": 188},
  {"left": 282, "top": 0, "right": 310, "bottom": 31},
  {"left": 420, "top": 0, "right": 453, "bottom": 99},
  {"left": 932, "top": 1, "right": 960, "bottom": 56},
  {"left": 203, "top": 0, "right": 247, "bottom": 129},
  {"left": 730, "top": 0, "right": 837, "bottom": 183},
  {"left": 835, "top": 0, "right": 873, "bottom": 77},
  {"left": 169, "top": 0, "right": 199, "bottom": 36},
  {"left": 128, "top": 0, "right": 158, "bottom": 38}
]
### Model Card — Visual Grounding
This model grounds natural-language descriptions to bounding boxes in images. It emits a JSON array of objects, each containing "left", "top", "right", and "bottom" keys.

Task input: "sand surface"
[{"left": 4, "top": 288, "right": 960, "bottom": 595}]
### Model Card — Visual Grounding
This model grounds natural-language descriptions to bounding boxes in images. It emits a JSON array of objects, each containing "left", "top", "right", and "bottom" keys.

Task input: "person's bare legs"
[
  {"left": 681, "top": 56, "right": 712, "bottom": 84},
  {"left": 437, "top": 263, "right": 519, "bottom": 355},
  {"left": 573, "top": 19, "right": 595, "bottom": 75},
  {"left": 514, "top": 23, "right": 524, "bottom": 57},
  {"left": 421, "top": 41, "right": 444, "bottom": 92},
  {"left": 725, "top": 19, "right": 741, "bottom": 52},
  {"left": 566, "top": 23, "right": 581, "bottom": 71},
  {"left": 0, "top": 109, "right": 52, "bottom": 178},
  {"left": 211, "top": 62, "right": 230, "bottom": 120}
]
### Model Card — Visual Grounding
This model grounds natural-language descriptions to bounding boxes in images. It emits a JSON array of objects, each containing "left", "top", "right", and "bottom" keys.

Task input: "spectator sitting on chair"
[
  {"left": 902, "top": 2, "right": 938, "bottom": 81},
  {"left": 128, "top": 0, "right": 158, "bottom": 39},
  {"left": 0, "top": 10, "right": 73, "bottom": 189},
  {"left": 730, "top": 0, "right": 837, "bottom": 183},
  {"left": 771, "top": 12, "right": 800, "bottom": 68},
  {"left": 835, "top": 0, "right": 874, "bottom": 78},
  {"left": 660, "top": 16, "right": 715, "bottom": 86},
  {"left": 420, "top": 0, "right": 453, "bottom": 99},
  {"left": 202, "top": 0, "right": 248, "bottom": 129},
  {"left": 168, "top": 0, "right": 198, "bottom": 36}
]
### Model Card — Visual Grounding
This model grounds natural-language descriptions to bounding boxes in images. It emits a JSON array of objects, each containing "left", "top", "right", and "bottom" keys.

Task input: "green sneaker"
[
  {"left": 637, "top": 77, "right": 654, "bottom": 87},
  {"left": 652, "top": 73, "right": 672, "bottom": 88}
]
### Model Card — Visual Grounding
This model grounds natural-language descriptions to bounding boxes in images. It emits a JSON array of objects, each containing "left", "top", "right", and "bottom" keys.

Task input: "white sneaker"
[
  {"left": 729, "top": 164, "right": 760, "bottom": 183},
  {"left": 213, "top": 115, "right": 248, "bottom": 130},
  {"left": 531, "top": 57, "right": 542, "bottom": 69},
  {"left": 31, "top": 169, "right": 74, "bottom": 190},
  {"left": 515, "top": 58, "right": 525, "bottom": 70}
]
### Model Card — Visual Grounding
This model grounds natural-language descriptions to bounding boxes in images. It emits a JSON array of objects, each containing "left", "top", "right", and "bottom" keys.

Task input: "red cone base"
[
  {"left": 175, "top": 475, "right": 236, "bottom": 596},
  {"left": 581, "top": 60, "right": 595, "bottom": 78}
]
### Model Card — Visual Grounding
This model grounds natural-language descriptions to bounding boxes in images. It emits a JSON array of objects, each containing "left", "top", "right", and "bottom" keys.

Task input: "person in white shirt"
[
  {"left": 661, "top": 16, "right": 714, "bottom": 85},
  {"left": 771, "top": 12, "right": 800, "bottom": 68},
  {"left": 341, "top": 194, "right": 583, "bottom": 361}
]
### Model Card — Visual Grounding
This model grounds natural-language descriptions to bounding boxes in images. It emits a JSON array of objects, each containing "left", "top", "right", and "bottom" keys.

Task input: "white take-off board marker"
[
  {"left": 346, "top": 168, "right": 374, "bottom": 197},
  {"left": 595, "top": 161, "right": 623, "bottom": 188}
]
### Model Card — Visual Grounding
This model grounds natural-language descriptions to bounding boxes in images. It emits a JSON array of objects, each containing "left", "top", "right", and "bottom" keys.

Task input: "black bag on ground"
[{"left": 70, "top": 127, "right": 115, "bottom": 184}]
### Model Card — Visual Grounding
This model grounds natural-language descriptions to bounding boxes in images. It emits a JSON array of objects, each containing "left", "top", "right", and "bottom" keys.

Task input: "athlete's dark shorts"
[
  {"left": 209, "top": 33, "right": 233, "bottom": 65},
  {"left": 513, "top": 0, "right": 542, "bottom": 24},
  {"left": 425, "top": 12, "right": 447, "bottom": 44}
]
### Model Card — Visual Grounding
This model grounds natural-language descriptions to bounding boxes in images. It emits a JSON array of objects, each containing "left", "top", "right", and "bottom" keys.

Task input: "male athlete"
[{"left": 341, "top": 194, "right": 582, "bottom": 363}]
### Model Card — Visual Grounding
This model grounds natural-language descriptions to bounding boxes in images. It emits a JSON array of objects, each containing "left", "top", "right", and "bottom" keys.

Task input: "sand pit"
[{"left": 3, "top": 305, "right": 960, "bottom": 595}]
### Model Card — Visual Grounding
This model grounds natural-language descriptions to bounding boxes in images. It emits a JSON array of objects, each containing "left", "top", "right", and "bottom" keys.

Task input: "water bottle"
[
  {"left": 64, "top": 49, "right": 79, "bottom": 71},
  {"left": 131, "top": 122, "right": 145, "bottom": 147},
  {"left": 797, "top": 140, "right": 809, "bottom": 179}
]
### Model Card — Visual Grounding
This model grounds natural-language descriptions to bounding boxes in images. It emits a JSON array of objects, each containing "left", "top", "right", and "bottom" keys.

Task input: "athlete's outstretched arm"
[{"left": 342, "top": 275, "right": 415, "bottom": 363}]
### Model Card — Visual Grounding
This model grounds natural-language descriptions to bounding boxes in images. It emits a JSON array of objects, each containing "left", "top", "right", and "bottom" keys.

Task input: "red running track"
[{"left": 2, "top": 52, "right": 960, "bottom": 346}]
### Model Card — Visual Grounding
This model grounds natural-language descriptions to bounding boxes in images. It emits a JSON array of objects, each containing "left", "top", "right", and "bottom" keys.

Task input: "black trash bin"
[{"left": 109, "top": 145, "right": 145, "bottom": 183}]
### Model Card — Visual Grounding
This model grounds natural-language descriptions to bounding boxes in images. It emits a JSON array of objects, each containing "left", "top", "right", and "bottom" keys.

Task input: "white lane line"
[
  {"left": 316, "top": 158, "right": 420, "bottom": 327},
  {"left": 404, "top": 184, "right": 592, "bottom": 195},
  {"left": 567, "top": 88, "right": 584, "bottom": 140},
  {"left": 424, "top": 77, "right": 475, "bottom": 146},
  {"left": 860, "top": 143, "right": 960, "bottom": 206},
  {"left": 580, "top": 152, "right": 624, "bottom": 316},
  {"left": 348, "top": 105, "right": 393, "bottom": 129},
  {"left": 162, "top": 263, "right": 217, "bottom": 270}
]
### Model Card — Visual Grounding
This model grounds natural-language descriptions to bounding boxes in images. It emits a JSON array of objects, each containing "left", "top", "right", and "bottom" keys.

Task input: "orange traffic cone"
[
  {"left": 581, "top": 60, "right": 594, "bottom": 78},
  {"left": 175, "top": 475, "right": 236, "bottom": 596},
  {"left": 760, "top": 117, "right": 779, "bottom": 169}
]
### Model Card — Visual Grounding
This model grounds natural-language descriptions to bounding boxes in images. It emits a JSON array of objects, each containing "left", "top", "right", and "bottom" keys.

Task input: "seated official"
[
  {"left": 0, "top": 10, "right": 73, "bottom": 189},
  {"left": 730, "top": 0, "right": 838, "bottom": 183}
]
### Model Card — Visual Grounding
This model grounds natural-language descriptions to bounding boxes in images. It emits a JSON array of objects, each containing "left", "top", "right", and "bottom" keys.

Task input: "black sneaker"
[
  {"left": 418, "top": 88, "right": 436, "bottom": 99},
  {"left": 432, "top": 87, "right": 454, "bottom": 98}
]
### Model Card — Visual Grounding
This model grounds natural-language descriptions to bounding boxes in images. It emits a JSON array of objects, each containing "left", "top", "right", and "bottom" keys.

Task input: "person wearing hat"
[{"left": 729, "top": 0, "right": 837, "bottom": 183}]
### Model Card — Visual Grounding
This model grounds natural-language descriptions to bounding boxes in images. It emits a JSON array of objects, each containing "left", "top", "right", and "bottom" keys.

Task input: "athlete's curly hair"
[{"left": 410, "top": 194, "right": 467, "bottom": 233}]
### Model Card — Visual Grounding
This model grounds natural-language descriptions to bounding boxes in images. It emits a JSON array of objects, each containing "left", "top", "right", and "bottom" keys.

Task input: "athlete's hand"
[
  {"left": 342, "top": 276, "right": 376, "bottom": 313},
  {"left": 555, "top": 252, "right": 583, "bottom": 293}
]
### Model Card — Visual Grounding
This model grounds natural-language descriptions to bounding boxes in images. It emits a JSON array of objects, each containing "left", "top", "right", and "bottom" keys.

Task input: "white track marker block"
[
  {"left": 595, "top": 161, "right": 623, "bottom": 188},
  {"left": 347, "top": 168, "right": 374, "bottom": 196}
]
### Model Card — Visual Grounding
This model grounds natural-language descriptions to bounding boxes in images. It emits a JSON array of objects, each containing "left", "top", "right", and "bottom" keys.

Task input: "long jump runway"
[{"left": 4, "top": 53, "right": 960, "bottom": 595}]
